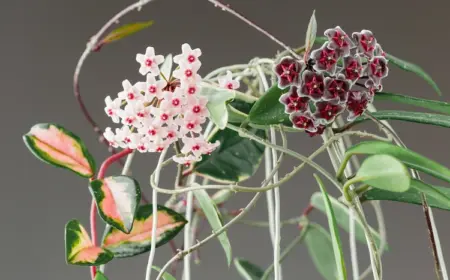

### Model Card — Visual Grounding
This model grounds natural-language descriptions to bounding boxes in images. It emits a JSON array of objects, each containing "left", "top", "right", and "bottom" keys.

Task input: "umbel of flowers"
[
  {"left": 103, "top": 44, "right": 238, "bottom": 166},
  {"left": 275, "top": 27, "right": 389, "bottom": 135}
]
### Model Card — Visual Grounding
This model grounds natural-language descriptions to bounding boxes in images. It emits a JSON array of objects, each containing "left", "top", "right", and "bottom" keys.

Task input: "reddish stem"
[{"left": 90, "top": 148, "right": 133, "bottom": 279}]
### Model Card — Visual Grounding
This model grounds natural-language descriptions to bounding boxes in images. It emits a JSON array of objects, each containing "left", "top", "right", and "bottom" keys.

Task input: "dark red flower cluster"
[{"left": 275, "top": 27, "right": 389, "bottom": 136}]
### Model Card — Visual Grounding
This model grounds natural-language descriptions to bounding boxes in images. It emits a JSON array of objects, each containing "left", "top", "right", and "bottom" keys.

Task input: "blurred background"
[{"left": 4, "top": 0, "right": 450, "bottom": 279}]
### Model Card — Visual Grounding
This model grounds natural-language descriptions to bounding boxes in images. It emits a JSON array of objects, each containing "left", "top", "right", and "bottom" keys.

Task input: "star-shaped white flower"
[
  {"left": 118, "top": 80, "right": 142, "bottom": 103},
  {"left": 104, "top": 96, "right": 122, "bottom": 123},
  {"left": 136, "top": 47, "right": 164, "bottom": 76},
  {"left": 218, "top": 70, "right": 240, "bottom": 90},
  {"left": 173, "top": 43, "right": 202, "bottom": 65}
]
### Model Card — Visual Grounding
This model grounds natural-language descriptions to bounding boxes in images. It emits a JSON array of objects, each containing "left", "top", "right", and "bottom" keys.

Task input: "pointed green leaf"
[
  {"left": 304, "top": 223, "right": 337, "bottom": 280},
  {"left": 193, "top": 187, "right": 232, "bottom": 265},
  {"left": 159, "top": 54, "right": 173, "bottom": 81},
  {"left": 227, "top": 99, "right": 255, "bottom": 124},
  {"left": 352, "top": 110, "right": 450, "bottom": 129},
  {"left": 305, "top": 10, "right": 317, "bottom": 54},
  {"left": 386, "top": 53, "right": 441, "bottom": 96},
  {"left": 198, "top": 82, "right": 236, "bottom": 129},
  {"left": 192, "top": 127, "right": 265, "bottom": 183},
  {"left": 23, "top": 123, "right": 96, "bottom": 178},
  {"left": 310, "top": 192, "right": 386, "bottom": 250},
  {"left": 234, "top": 258, "right": 264, "bottom": 280},
  {"left": 314, "top": 175, "right": 347, "bottom": 280},
  {"left": 342, "top": 141, "right": 450, "bottom": 184},
  {"left": 356, "top": 154, "right": 410, "bottom": 192},
  {"left": 247, "top": 84, "right": 290, "bottom": 125},
  {"left": 65, "top": 220, "right": 113, "bottom": 266},
  {"left": 361, "top": 179, "right": 450, "bottom": 211},
  {"left": 375, "top": 92, "right": 450, "bottom": 115},
  {"left": 90, "top": 176, "right": 141, "bottom": 233},
  {"left": 102, "top": 204, "right": 186, "bottom": 258},
  {"left": 101, "top": 21, "right": 154, "bottom": 45},
  {"left": 95, "top": 272, "right": 108, "bottom": 280},
  {"left": 152, "top": 266, "right": 176, "bottom": 280}
]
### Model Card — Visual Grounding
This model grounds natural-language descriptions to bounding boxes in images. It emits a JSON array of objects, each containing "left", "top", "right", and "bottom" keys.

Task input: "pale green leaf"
[{"left": 234, "top": 258, "right": 264, "bottom": 280}]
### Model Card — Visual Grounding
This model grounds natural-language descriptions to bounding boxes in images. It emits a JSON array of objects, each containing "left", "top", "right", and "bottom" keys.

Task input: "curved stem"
[
  {"left": 89, "top": 199, "right": 98, "bottom": 279},
  {"left": 145, "top": 148, "right": 169, "bottom": 280},
  {"left": 97, "top": 148, "right": 133, "bottom": 179}
]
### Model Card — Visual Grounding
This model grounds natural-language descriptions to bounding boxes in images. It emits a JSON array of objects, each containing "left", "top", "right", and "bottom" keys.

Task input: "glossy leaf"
[
  {"left": 95, "top": 272, "right": 108, "bottom": 280},
  {"left": 234, "top": 258, "right": 264, "bottom": 280},
  {"left": 90, "top": 176, "right": 141, "bottom": 233},
  {"left": 23, "top": 123, "right": 95, "bottom": 178},
  {"left": 305, "top": 10, "right": 317, "bottom": 54},
  {"left": 192, "top": 127, "right": 265, "bottom": 183},
  {"left": 304, "top": 223, "right": 337, "bottom": 280},
  {"left": 102, "top": 204, "right": 187, "bottom": 258},
  {"left": 65, "top": 220, "right": 113, "bottom": 266},
  {"left": 314, "top": 175, "right": 347, "bottom": 280},
  {"left": 352, "top": 110, "right": 450, "bottom": 129},
  {"left": 152, "top": 266, "right": 176, "bottom": 280},
  {"left": 342, "top": 141, "right": 450, "bottom": 184},
  {"left": 361, "top": 179, "right": 450, "bottom": 211},
  {"left": 160, "top": 54, "right": 173, "bottom": 81},
  {"left": 356, "top": 154, "right": 410, "bottom": 192},
  {"left": 386, "top": 53, "right": 441, "bottom": 96},
  {"left": 101, "top": 21, "right": 154, "bottom": 45},
  {"left": 198, "top": 82, "right": 236, "bottom": 129},
  {"left": 247, "top": 84, "right": 290, "bottom": 125},
  {"left": 227, "top": 99, "right": 254, "bottom": 124},
  {"left": 193, "top": 187, "right": 232, "bottom": 265},
  {"left": 375, "top": 92, "right": 450, "bottom": 115},
  {"left": 311, "top": 192, "right": 385, "bottom": 249}
]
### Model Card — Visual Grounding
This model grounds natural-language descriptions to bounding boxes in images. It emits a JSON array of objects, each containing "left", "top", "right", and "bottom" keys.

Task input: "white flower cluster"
[{"left": 103, "top": 44, "right": 239, "bottom": 166}]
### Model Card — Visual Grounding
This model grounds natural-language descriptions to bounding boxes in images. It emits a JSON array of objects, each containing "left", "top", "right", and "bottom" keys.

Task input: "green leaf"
[
  {"left": 314, "top": 175, "right": 347, "bottom": 280},
  {"left": 305, "top": 10, "right": 317, "bottom": 54},
  {"left": 159, "top": 54, "right": 173, "bottom": 81},
  {"left": 192, "top": 127, "right": 265, "bottom": 183},
  {"left": 352, "top": 110, "right": 450, "bottom": 129},
  {"left": 356, "top": 154, "right": 410, "bottom": 192},
  {"left": 310, "top": 192, "right": 386, "bottom": 250},
  {"left": 227, "top": 99, "right": 255, "bottom": 124},
  {"left": 102, "top": 204, "right": 186, "bottom": 258},
  {"left": 152, "top": 266, "right": 176, "bottom": 280},
  {"left": 95, "top": 272, "right": 108, "bottom": 280},
  {"left": 23, "top": 123, "right": 96, "bottom": 178},
  {"left": 193, "top": 187, "right": 232, "bottom": 265},
  {"left": 386, "top": 53, "right": 441, "bottom": 96},
  {"left": 211, "top": 189, "right": 233, "bottom": 205},
  {"left": 314, "top": 36, "right": 328, "bottom": 45},
  {"left": 375, "top": 92, "right": 450, "bottom": 115},
  {"left": 89, "top": 176, "right": 141, "bottom": 233},
  {"left": 304, "top": 223, "right": 337, "bottom": 280},
  {"left": 342, "top": 141, "right": 450, "bottom": 184},
  {"left": 101, "top": 21, "right": 154, "bottom": 45},
  {"left": 65, "top": 220, "right": 113, "bottom": 266},
  {"left": 361, "top": 179, "right": 450, "bottom": 211},
  {"left": 198, "top": 82, "right": 236, "bottom": 129},
  {"left": 234, "top": 258, "right": 264, "bottom": 280},
  {"left": 247, "top": 84, "right": 290, "bottom": 125}
]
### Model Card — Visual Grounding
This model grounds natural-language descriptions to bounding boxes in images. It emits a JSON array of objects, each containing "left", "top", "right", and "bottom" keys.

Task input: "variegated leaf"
[
  {"left": 90, "top": 176, "right": 141, "bottom": 233},
  {"left": 102, "top": 204, "right": 187, "bottom": 258},
  {"left": 65, "top": 220, "right": 113, "bottom": 266},
  {"left": 23, "top": 123, "right": 95, "bottom": 178}
]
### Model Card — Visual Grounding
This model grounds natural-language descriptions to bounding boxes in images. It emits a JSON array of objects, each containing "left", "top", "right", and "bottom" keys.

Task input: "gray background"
[{"left": 4, "top": 0, "right": 450, "bottom": 279}]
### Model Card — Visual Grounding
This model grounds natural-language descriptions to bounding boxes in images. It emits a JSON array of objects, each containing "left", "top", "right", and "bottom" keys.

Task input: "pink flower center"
[
  {"left": 193, "top": 106, "right": 201, "bottom": 113},
  {"left": 188, "top": 55, "right": 196, "bottom": 63},
  {"left": 187, "top": 123, "right": 195, "bottom": 130},
  {"left": 125, "top": 117, "right": 134, "bottom": 124},
  {"left": 148, "top": 129, "right": 157, "bottom": 136},
  {"left": 156, "top": 147, "right": 164, "bottom": 152},
  {"left": 161, "top": 114, "right": 169, "bottom": 121},
  {"left": 192, "top": 144, "right": 201, "bottom": 151},
  {"left": 127, "top": 93, "right": 135, "bottom": 100},
  {"left": 124, "top": 137, "right": 131, "bottom": 143},
  {"left": 172, "top": 99, "right": 180, "bottom": 106},
  {"left": 137, "top": 112, "right": 146, "bottom": 118},
  {"left": 107, "top": 109, "right": 114, "bottom": 115},
  {"left": 185, "top": 69, "right": 193, "bottom": 77},
  {"left": 149, "top": 85, "right": 157, "bottom": 94},
  {"left": 188, "top": 86, "right": 197, "bottom": 94},
  {"left": 167, "top": 132, "right": 175, "bottom": 138},
  {"left": 138, "top": 145, "right": 146, "bottom": 151},
  {"left": 227, "top": 83, "right": 234, "bottom": 90},
  {"left": 145, "top": 59, "right": 153, "bottom": 67}
]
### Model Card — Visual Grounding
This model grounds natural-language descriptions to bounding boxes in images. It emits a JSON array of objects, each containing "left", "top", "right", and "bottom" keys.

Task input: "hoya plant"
[{"left": 23, "top": 1, "right": 450, "bottom": 279}]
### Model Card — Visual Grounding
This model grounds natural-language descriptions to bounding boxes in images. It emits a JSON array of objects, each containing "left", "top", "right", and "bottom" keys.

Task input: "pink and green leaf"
[
  {"left": 65, "top": 220, "right": 113, "bottom": 266},
  {"left": 102, "top": 204, "right": 187, "bottom": 258},
  {"left": 90, "top": 176, "right": 141, "bottom": 233},
  {"left": 23, "top": 123, "right": 96, "bottom": 178}
]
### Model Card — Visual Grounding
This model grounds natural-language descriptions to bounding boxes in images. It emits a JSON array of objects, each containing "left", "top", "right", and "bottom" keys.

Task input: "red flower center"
[
  {"left": 185, "top": 70, "right": 193, "bottom": 77},
  {"left": 193, "top": 105, "right": 201, "bottom": 113},
  {"left": 145, "top": 59, "right": 153, "bottom": 67},
  {"left": 188, "top": 55, "right": 196, "bottom": 63},
  {"left": 188, "top": 86, "right": 196, "bottom": 94},
  {"left": 172, "top": 99, "right": 180, "bottom": 106},
  {"left": 161, "top": 114, "right": 169, "bottom": 121},
  {"left": 149, "top": 85, "right": 157, "bottom": 94},
  {"left": 127, "top": 93, "right": 135, "bottom": 100}
]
